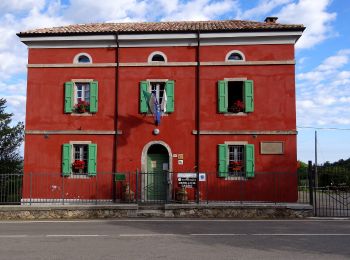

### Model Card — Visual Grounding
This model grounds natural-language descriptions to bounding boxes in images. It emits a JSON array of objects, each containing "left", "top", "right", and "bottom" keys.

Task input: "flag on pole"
[
  {"left": 148, "top": 92, "right": 156, "bottom": 114},
  {"left": 154, "top": 95, "right": 161, "bottom": 126},
  {"left": 161, "top": 89, "right": 167, "bottom": 113}
]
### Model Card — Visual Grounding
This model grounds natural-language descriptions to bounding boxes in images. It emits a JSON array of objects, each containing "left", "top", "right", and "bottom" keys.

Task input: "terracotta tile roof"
[{"left": 18, "top": 19, "right": 305, "bottom": 36}]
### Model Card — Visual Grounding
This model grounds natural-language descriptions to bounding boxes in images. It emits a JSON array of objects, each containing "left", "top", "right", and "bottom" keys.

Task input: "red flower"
[
  {"left": 72, "top": 160, "right": 85, "bottom": 170},
  {"left": 232, "top": 100, "right": 244, "bottom": 112},
  {"left": 230, "top": 161, "right": 242, "bottom": 167},
  {"left": 74, "top": 100, "right": 90, "bottom": 113}
]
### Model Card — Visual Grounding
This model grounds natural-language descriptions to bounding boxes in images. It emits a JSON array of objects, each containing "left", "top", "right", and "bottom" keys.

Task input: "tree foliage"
[{"left": 0, "top": 98, "right": 24, "bottom": 174}]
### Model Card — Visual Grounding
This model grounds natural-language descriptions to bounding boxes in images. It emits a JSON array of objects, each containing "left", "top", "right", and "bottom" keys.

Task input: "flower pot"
[
  {"left": 122, "top": 183, "right": 135, "bottom": 202},
  {"left": 176, "top": 187, "right": 188, "bottom": 203}
]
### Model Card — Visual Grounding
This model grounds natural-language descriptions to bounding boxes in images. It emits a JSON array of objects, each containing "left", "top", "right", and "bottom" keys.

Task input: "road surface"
[{"left": 0, "top": 219, "right": 349, "bottom": 259}]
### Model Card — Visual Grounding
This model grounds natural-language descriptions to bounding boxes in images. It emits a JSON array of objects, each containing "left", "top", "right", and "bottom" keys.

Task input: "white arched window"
[
  {"left": 148, "top": 51, "right": 167, "bottom": 63},
  {"left": 225, "top": 50, "right": 245, "bottom": 62},
  {"left": 73, "top": 53, "right": 93, "bottom": 64}
]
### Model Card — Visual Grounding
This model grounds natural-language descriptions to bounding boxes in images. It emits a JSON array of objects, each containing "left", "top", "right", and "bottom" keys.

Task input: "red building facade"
[{"left": 18, "top": 18, "right": 304, "bottom": 203}]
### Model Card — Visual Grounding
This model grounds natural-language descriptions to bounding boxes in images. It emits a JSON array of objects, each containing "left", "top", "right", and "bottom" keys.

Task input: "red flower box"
[
  {"left": 74, "top": 100, "right": 90, "bottom": 113},
  {"left": 232, "top": 100, "right": 245, "bottom": 113},
  {"left": 230, "top": 161, "right": 243, "bottom": 171},
  {"left": 72, "top": 160, "right": 85, "bottom": 170}
]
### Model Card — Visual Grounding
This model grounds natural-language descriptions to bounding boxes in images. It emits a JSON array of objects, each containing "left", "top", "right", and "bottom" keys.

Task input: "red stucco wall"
[{"left": 24, "top": 44, "right": 297, "bottom": 202}]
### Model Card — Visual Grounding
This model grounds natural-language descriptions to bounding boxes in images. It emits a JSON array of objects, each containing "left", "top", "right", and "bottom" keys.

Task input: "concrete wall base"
[{"left": 0, "top": 203, "right": 313, "bottom": 220}]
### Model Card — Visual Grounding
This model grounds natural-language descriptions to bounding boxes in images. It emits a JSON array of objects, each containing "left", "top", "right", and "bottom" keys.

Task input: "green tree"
[{"left": 0, "top": 98, "right": 24, "bottom": 174}]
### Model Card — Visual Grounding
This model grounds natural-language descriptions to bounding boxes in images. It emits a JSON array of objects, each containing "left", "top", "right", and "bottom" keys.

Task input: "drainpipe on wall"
[
  {"left": 195, "top": 30, "right": 201, "bottom": 203},
  {"left": 112, "top": 32, "right": 120, "bottom": 202}
]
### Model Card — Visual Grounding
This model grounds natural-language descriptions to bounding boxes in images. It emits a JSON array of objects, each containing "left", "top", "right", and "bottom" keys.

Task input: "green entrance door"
[{"left": 146, "top": 144, "right": 169, "bottom": 201}]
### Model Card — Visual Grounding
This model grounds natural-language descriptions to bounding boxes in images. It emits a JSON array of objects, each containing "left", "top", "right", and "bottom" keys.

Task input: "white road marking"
[
  {"left": 46, "top": 234, "right": 109, "bottom": 237},
  {"left": 0, "top": 233, "right": 350, "bottom": 239},
  {"left": 120, "top": 234, "right": 176, "bottom": 237},
  {"left": 0, "top": 235, "right": 28, "bottom": 238},
  {"left": 191, "top": 233, "right": 350, "bottom": 236}
]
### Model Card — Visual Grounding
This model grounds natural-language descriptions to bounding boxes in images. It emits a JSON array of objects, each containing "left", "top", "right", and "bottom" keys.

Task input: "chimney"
[{"left": 264, "top": 17, "right": 278, "bottom": 23}]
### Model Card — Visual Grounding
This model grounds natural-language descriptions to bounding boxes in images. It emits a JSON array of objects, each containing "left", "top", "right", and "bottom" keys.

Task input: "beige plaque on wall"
[{"left": 260, "top": 142, "right": 284, "bottom": 155}]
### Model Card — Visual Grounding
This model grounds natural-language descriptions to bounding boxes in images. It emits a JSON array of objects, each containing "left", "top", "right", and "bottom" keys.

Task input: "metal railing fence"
[
  {"left": 0, "top": 171, "right": 305, "bottom": 205},
  {"left": 0, "top": 173, "right": 23, "bottom": 205}
]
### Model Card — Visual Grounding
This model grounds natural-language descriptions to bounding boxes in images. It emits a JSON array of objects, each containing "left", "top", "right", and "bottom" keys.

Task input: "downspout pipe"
[
  {"left": 195, "top": 30, "right": 200, "bottom": 203},
  {"left": 112, "top": 32, "right": 120, "bottom": 202}
]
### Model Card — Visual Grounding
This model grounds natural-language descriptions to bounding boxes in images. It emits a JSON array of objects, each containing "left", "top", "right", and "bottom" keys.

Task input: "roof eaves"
[{"left": 16, "top": 26, "right": 306, "bottom": 38}]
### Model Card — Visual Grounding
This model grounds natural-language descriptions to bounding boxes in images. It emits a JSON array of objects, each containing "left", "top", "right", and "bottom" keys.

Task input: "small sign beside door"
[
  {"left": 151, "top": 161, "right": 157, "bottom": 168},
  {"left": 177, "top": 173, "right": 197, "bottom": 188}
]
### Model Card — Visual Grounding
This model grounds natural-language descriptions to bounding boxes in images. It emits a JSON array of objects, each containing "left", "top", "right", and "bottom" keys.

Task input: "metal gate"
[
  {"left": 301, "top": 162, "right": 350, "bottom": 217},
  {"left": 135, "top": 171, "right": 170, "bottom": 204}
]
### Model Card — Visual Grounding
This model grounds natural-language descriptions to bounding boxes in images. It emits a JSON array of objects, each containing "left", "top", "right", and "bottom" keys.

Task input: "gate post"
[
  {"left": 307, "top": 161, "right": 314, "bottom": 207},
  {"left": 135, "top": 170, "right": 138, "bottom": 204}
]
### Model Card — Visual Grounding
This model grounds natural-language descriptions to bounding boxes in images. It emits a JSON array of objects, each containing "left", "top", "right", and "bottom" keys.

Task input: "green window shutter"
[
  {"left": 244, "top": 80, "right": 254, "bottom": 112},
  {"left": 218, "top": 80, "right": 228, "bottom": 113},
  {"left": 165, "top": 80, "right": 175, "bottom": 113},
  {"left": 88, "top": 144, "right": 97, "bottom": 176},
  {"left": 218, "top": 144, "right": 228, "bottom": 177},
  {"left": 89, "top": 81, "right": 98, "bottom": 113},
  {"left": 245, "top": 144, "right": 255, "bottom": 178},
  {"left": 140, "top": 81, "right": 150, "bottom": 113},
  {"left": 64, "top": 82, "right": 74, "bottom": 113},
  {"left": 62, "top": 144, "right": 71, "bottom": 177}
]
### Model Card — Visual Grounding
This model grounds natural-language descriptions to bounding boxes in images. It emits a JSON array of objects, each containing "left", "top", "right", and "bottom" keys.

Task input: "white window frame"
[
  {"left": 224, "top": 78, "right": 247, "bottom": 115},
  {"left": 69, "top": 141, "right": 91, "bottom": 178},
  {"left": 225, "top": 50, "right": 246, "bottom": 62},
  {"left": 71, "top": 79, "right": 94, "bottom": 113},
  {"left": 146, "top": 79, "right": 169, "bottom": 115},
  {"left": 224, "top": 141, "right": 248, "bottom": 180},
  {"left": 73, "top": 53, "right": 93, "bottom": 64},
  {"left": 148, "top": 51, "right": 167, "bottom": 63}
]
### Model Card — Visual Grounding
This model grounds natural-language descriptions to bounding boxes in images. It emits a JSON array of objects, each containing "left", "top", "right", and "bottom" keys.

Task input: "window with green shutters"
[
  {"left": 140, "top": 80, "right": 175, "bottom": 114},
  {"left": 61, "top": 143, "right": 97, "bottom": 177},
  {"left": 64, "top": 81, "right": 98, "bottom": 114},
  {"left": 217, "top": 143, "right": 255, "bottom": 178},
  {"left": 217, "top": 80, "right": 254, "bottom": 113}
]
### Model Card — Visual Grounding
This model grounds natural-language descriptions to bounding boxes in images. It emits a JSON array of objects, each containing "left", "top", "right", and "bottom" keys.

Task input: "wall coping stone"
[{"left": 0, "top": 204, "right": 138, "bottom": 211}]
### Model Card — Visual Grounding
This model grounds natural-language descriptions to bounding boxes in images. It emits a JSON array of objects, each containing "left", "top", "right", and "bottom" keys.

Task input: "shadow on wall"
[{"left": 117, "top": 114, "right": 154, "bottom": 147}]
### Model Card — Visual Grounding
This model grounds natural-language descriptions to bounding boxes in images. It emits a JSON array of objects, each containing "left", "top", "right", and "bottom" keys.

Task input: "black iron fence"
[
  {"left": 297, "top": 162, "right": 350, "bottom": 217},
  {"left": 0, "top": 171, "right": 304, "bottom": 205},
  {"left": 2, "top": 169, "right": 349, "bottom": 217},
  {"left": 0, "top": 173, "right": 23, "bottom": 205}
]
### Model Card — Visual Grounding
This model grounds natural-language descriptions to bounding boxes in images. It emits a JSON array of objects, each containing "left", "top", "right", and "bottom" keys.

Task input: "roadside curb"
[{"left": 0, "top": 203, "right": 313, "bottom": 220}]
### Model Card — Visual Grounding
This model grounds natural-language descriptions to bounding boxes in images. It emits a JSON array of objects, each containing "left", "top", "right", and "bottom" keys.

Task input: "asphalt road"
[{"left": 0, "top": 219, "right": 350, "bottom": 260}]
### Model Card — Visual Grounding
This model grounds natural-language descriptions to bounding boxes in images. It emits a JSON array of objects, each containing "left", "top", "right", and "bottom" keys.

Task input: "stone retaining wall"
[{"left": 0, "top": 203, "right": 312, "bottom": 220}]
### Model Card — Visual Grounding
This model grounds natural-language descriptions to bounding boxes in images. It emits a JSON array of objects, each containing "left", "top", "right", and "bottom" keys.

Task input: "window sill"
[
  {"left": 225, "top": 176, "right": 247, "bottom": 181},
  {"left": 68, "top": 174, "right": 91, "bottom": 179},
  {"left": 71, "top": 113, "right": 93, "bottom": 116},
  {"left": 145, "top": 113, "right": 169, "bottom": 117},
  {"left": 223, "top": 112, "right": 247, "bottom": 117}
]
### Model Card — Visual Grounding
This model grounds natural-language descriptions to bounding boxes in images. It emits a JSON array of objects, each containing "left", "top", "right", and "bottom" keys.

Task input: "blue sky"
[{"left": 0, "top": 0, "right": 349, "bottom": 164}]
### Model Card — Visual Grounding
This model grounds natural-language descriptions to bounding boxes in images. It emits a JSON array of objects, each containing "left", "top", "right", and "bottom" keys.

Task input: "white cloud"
[
  {"left": 276, "top": 0, "right": 336, "bottom": 49},
  {"left": 2, "top": 95, "right": 26, "bottom": 123},
  {"left": 0, "top": 0, "right": 46, "bottom": 14},
  {"left": 297, "top": 49, "right": 350, "bottom": 83},
  {"left": 297, "top": 49, "right": 350, "bottom": 127},
  {"left": 240, "top": 0, "right": 292, "bottom": 19},
  {"left": 0, "top": 80, "right": 26, "bottom": 95},
  {"left": 64, "top": 0, "right": 148, "bottom": 23},
  {"left": 157, "top": 0, "right": 239, "bottom": 21}
]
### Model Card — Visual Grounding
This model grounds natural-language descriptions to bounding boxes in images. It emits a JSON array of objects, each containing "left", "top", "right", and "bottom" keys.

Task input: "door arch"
[
  {"left": 141, "top": 141, "right": 173, "bottom": 173},
  {"left": 141, "top": 141, "right": 172, "bottom": 202}
]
